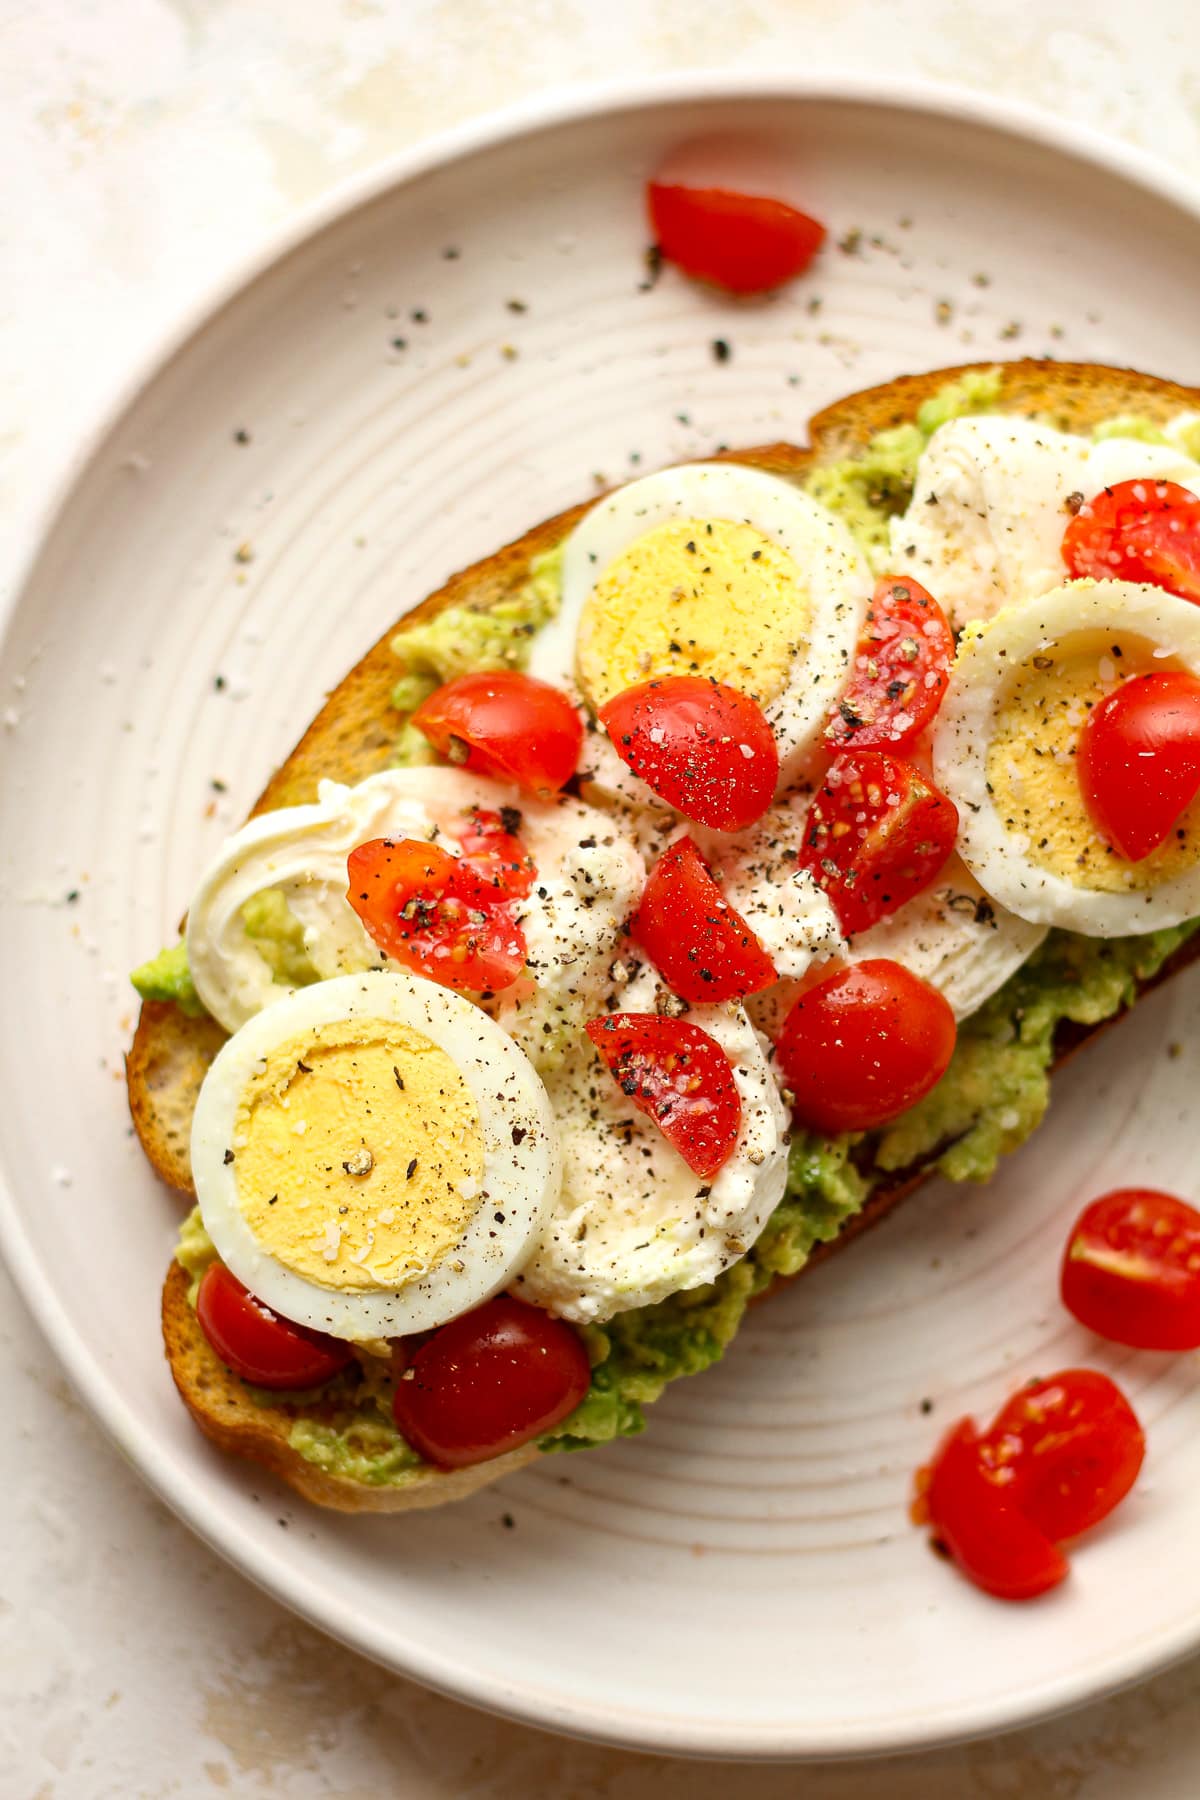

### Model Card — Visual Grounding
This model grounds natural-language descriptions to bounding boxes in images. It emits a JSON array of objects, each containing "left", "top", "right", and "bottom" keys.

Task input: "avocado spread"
[{"left": 160, "top": 375, "right": 1200, "bottom": 1485}]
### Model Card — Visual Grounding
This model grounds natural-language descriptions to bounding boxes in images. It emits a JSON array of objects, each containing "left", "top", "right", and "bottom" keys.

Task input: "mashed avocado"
[{"left": 131, "top": 940, "right": 205, "bottom": 1016}]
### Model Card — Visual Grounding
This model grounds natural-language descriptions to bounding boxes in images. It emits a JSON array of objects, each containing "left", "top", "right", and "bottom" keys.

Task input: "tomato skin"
[
  {"left": 776, "top": 958, "right": 956, "bottom": 1134},
  {"left": 411, "top": 670, "right": 583, "bottom": 797},
  {"left": 585, "top": 1013, "right": 742, "bottom": 1179},
  {"left": 976, "top": 1371, "right": 1145, "bottom": 1543},
  {"left": 196, "top": 1263, "right": 354, "bottom": 1390},
  {"left": 1062, "top": 1188, "right": 1200, "bottom": 1351},
  {"left": 631, "top": 837, "right": 776, "bottom": 1003},
  {"left": 647, "top": 182, "right": 826, "bottom": 294},
  {"left": 921, "top": 1420, "right": 1069, "bottom": 1601},
  {"left": 825, "top": 576, "right": 955, "bottom": 753},
  {"left": 797, "top": 751, "right": 959, "bottom": 936},
  {"left": 346, "top": 835, "right": 526, "bottom": 994},
  {"left": 392, "top": 1296, "right": 591, "bottom": 1471},
  {"left": 1077, "top": 672, "right": 1200, "bottom": 861},
  {"left": 1062, "top": 478, "right": 1200, "bottom": 603},
  {"left": 600, "top": 676, "right": 779, "bottom": 830}
]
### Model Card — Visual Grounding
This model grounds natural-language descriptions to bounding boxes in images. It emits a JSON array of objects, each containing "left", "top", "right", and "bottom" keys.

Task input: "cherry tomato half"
[
  {"left": 1077, "top": 672, "right": 1200, "bottom": 862},
  {"left": 585, "top": 1012, "right": 742, "bottom": 1179},
  {"left": 346, "top": 836, "right": 526, "bottom": 993},
  {"left": 631, "top": 836, "right": 776, "bottom": 1003},
  {"left": 1062, "top": 478, "right": 1200, "bottom": 603},
  {"left": 411, "top": 670, "right": 583, "bottom": 798},
  {"left": 976, "top": 1371, "right": 1145, "bottom": 1543},
  {"left": 600, "top": 676, "right": 779, "bottom": 830},
  {"left": 196, "top": 1262, "right": 353, "bottom": 1390},
  {"left": 647, "top": 182, "right": 826, "bottom": 295},
  {"left": 776, "top": 958, "right": 956, "bottom": 1134},
  {"left": 1062, "top": 1187, "right": 1200, "bottom": 1351},
  {"left": 392, "top": 1296, "right": 591, "bottom": 1471},
  {"left": 919, "top": 1419, "right": 1069, "bottom": 1601},
  {"left": 825, "top": 575, "right": 955, "bottom": 753},
  {"left": 797, "top": 751, "right": 959, "bottom": 936},
  {"left": 455, "top": 807, "right": 537, "bottom": 900}
]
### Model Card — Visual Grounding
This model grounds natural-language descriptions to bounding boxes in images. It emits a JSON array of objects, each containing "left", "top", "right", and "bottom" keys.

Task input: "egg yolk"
[
  {"left": 986, "top": 630, "right": 1200, "bottom": 890},
  {"left": 232, "top": 1019, "right": 484, "bottom": 1292},
  {"left": 576, "top": 517, "right": 810, "bottom": 710}
]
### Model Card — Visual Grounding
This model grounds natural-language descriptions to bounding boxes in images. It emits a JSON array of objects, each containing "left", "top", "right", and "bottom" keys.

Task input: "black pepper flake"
[
  {"left": 406, "top": 1158, "right": 418, "bottom": 1180},
  {"left": 502, "top": 1512, "right": 515, "bottom": 1529},
  {"left": 213, "top": 674, "right": 226, "bottom": 691},
  {"left": 442, "top": 245, "right": 460, "bottom": 260},
  {"left": 506, "top": 297, "right": 528, "bottom": 314},
  {"left": 391, "top": 336, "right": 408, "bottom": 351},
  {"left": 210, "top": 778, "right": 227, "bottom": 793},
  {"left": 499, "top": 805, "right": 523, "bottom": 836},
  {"left": 711, "top": 338, "right": 732, "bottom": 364},
  {"left": 393, "top": 1066, "right": 405, "bottom": 1090},
  {"left": 296, "top": 1060, "right": 312, "bottom": 1074},
  {"left": 65, "top": 889, "right": 80, "bottom": 904},
  {"left": 223, "top": 1149, "right": 234, "bottom": 1165},
  {"left": 638, "top": 243, "right": 663, "bottom": 292},
  {"left": 268, "top": 1194, "right": 278, "bottom": 1205},
  {"left": 233, "top": 427, "right": 251, "bottom": 445},
  {"left": 411, "top": 308, "right": 429, "bottom": 324},
  {"left": 511, "top": 1125, "right": 526, "bottom": 1146}
]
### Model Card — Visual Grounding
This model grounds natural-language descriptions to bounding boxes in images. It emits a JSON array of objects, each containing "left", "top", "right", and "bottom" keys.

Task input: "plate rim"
[{"left": 4, "top": 68, "right": 1200, "bottom": 1761}]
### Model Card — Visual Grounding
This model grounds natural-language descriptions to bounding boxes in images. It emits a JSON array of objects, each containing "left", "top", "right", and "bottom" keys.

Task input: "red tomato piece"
[
  {"left": 647, "top": 182, "right": 826, "bottom": 294},
  {"left": 825, "top": 575, "right": 955, "bottom": 753},
  {"left": 1062, "top": 478, "right": 1200, "bottom": 603},
  {"left": 776, "top": 958, "right": 956, "bottom": 1134},
  {"left": 411, "top": 670, "right": 583, "bottom": 797},
  {"left": 196, "top": 1263, "right": 353, "bottom": 1391},
  {"left": 346, "top": 836, "right": 526, "bottom": 993},
  {"left": 631, "top": 836, "right": 776, "bottom": 1003},
  {"left": 1077, "top": 671, "right": 1200, "bottom": 861},
  {"left": 599, "top": 675, "right": 779, "bottom": 830},
  {"left": 920, "top": 1419, "right": 1069, "bottom": 1601},
  {"left": 797, "top": 751, "right": 959, "bottom": 936},
  {"left": 1062, "top": 1187, "right": 1200, "bottom": 1351},
  {"left": 976, "top": 1370, "right": 1145, "bottom": 1543},
  {"left": 455, "top": 807, "right": 536, "bottom": 900},
  {"left": 392, "top": 1296, "right": 591, "bottom": 1471},
  {"left": 585, "top": 1013, "right": 742, "bottom": 1179}
]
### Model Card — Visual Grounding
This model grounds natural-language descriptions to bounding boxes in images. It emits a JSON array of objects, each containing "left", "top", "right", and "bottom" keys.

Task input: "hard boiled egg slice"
[
  {"left": 187, "top": 766, "right": 644, "bottom": 1036},
  {"left": 933, "top": 579, "right": 1200, "bottom": 934},
  {"left": 514, "top": 964, "right": 789, "bottom": 1324},
  {"left": 893, "top": 415, "right": 1200, "bottom": 631},
  {"left": 528, "top": 462, "right": 871, "bottom": 806},
  {"left": 191, "top": 972, "right": 560, "bottom": 1341}
]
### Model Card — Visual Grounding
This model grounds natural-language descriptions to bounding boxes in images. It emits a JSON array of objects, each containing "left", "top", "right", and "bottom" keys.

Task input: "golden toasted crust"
[{"left": 130, "top": 360, "right": 1200, "bottom": 1510}]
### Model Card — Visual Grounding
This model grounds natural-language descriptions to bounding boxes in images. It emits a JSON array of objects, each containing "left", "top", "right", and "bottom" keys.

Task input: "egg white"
[
  {"left": 191, "top": 972, "right": 561, "bottom": 1341},
  {"left": 528, "top": 462, "right": 871, "bottom": 809}
]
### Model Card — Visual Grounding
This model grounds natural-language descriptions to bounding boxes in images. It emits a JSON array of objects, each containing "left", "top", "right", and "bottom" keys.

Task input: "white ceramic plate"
[{"left": 4, "top": 74, "right": 1200, "bottom": 1760}]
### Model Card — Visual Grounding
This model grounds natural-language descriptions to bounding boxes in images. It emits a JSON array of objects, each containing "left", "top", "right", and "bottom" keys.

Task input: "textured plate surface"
[{"left": 3, "top": 75, "right": 1200, "bottom": 1758}]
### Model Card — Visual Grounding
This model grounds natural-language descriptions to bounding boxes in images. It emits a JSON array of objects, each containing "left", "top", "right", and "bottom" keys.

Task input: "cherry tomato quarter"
[
  {"left": 797, "top": 751, "right": 959, "bottom": 936},
  {"left": 346, "top": 835, "right": 526, "bottom": 993},
  {"left": 585, "top": 1012, "right": 742, "bottom": 1179},
  {"left": 976, "top": 1370, "right": 1145, "bottom": 1543},
  {"left": 631, "top": 836, "right": 776, "bottom": 1003},
  {"left": 599, "top": 676, "right": 779, "bottom": 830},
  {"left": 196, "top": 1263, "right": 354, "bottom": 1390},
  {"left": 1062, "top": 1187, "right": 1200, "bottom": 1351},
  {"left": 1077, "top": 671, "right": 1200, "bottom": 862},
  {"left": 392, "top": 1296, "right": 591, "bottom": 1471},
  {"left": 920, "top": 1419, "right": 1069, "bottom": 1601},
  {"left": 776, "top": 958, "right": 956, "bottom": 1135},
  {"left": 647, "top": 181, "right": 826, "bottom": 295},
  {"left": 455, "top": 806, "right": 537, "bottom": 900},
  {"left": 1063, "top": 478, "right": 1200, "bottom": 604},
  {"left": 825, "top": 575, "right": 955, "bottom": 753},
  {"left": 411, "top": 670, "right": 583, "bottom": 797}
]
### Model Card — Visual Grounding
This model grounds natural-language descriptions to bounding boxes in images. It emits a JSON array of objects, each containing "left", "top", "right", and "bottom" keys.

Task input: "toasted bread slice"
[{"left": 129, "top": 359, "right": 1200, "bottom": 1509}]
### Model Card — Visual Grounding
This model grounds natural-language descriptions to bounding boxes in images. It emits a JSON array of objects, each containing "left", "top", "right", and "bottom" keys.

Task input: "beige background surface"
[{"left": 5, "top": 1, "right": 1200, "bottom": 1793}]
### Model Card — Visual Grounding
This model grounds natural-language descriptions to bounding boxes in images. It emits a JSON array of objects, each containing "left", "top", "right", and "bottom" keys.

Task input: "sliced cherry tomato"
[
  {"left": 346, "top": 836, "right": 525, "bottom": 993},
  {"left": 455, "top": 807, "right": 536, "bottom": 900},
  {"left": 1062, "top": 478, "right": 1200, "bottom": 603},
  {"left": 392, "top": 1295, "right": 591, "bottom": 1471},
  {"left": 919, "top": 1419, "right": 1069, "bottom": 1601},
  {"left": 631, "top": 837, "right": 776, "bottom": 1003},
  {"left": 825, "top": 575, "right": 955, "bottom": 753},
  {"left": 599, "top": 675, "right": 779, "bottom": 830},
  {"left": 196, "top": 1262, "right": 353, "bottom": 1391},
  {"left": 976, "top": 1371, "right": 1145, "bottom": 1543},
  {"left": 647, "top": 182, "right": 826, "bottom": 294},
  {"left": 411, "top": 670, "right": 583, "bottom": 797},
  {"left": 1077, "top": 672, "right": 1200, "bottom": 861},
  {"left": 776, "top": 958, "right": 956, "bottom": 1134},
  {"left": 585, "top": 1013, "right": 741, "bottom": 1179},
  {"left": 797, "top": 751, "right": 959, "bottom": 936},
  {"left": 1062, "top": 1187, "right": 1200, "bottom": 1350}
]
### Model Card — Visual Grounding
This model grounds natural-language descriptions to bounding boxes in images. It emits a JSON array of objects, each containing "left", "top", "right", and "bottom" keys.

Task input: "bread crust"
[{"left": 128, "top": 360, "right": 1200, "bottom": 1509}]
